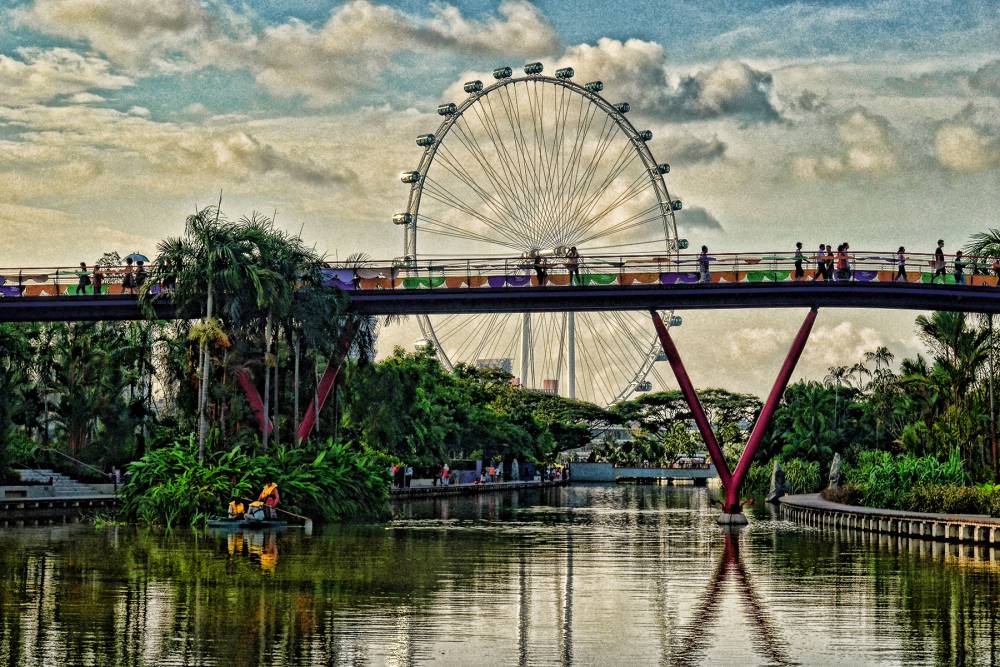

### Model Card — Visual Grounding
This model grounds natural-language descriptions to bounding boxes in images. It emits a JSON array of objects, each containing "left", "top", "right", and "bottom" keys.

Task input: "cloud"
[
  {"left": 792, "top": 107, "right": 899, "bottom": 179},
  {"left": 0, "top": 47, "right": 132, "bottom": 105},
  {"left": 13, "top": 0, "right": 226, "bottom": 71},
  {"left": 934, "top": 108, "right": 1000, "bottom": 173},
  {"left": 676, "top": 206, "right": 723, "bottom": 233},
  {"left": 970, "top": 59, "right": 1000, "bottom": 96},
  {"left": 157, "top": 129, "right": 360, "bottom": 186},
  {"left": 662, "top": 132, "right": 727, "bottom": 164},
  {"left": 555, "top": 39, "right": 780, "bottom": 122},
  {"left": 255, "top": 0, "right": 561, "bottom": 106}
]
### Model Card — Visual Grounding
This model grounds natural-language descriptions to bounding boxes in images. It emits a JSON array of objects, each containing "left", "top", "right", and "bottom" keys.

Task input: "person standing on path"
[
  {"left": 835, "top": 244, "right": 848, "bottom": 281},
  {"left": 794, "top": 242, "right": 804, "bottom": 281},
  {"left": 895, "top": 247, "right": 908, "bottom": 282},
  {"left": 698, "top": 245, "right": 711, "bottom": 283},
  {"left": 932, "top": 240, "right": 946, "bottom": 283},
  {"left": 566, "top": 246, "right": 580, "bottom": 286},
  {"left": 404, "top": 465, "right": 413, "bottom": 488},
  {"left": 824, "top": 245, "right": 835, "bottom": 281},
  {"left": 122, "top": 256, "right": 136, "bottom": 294}
]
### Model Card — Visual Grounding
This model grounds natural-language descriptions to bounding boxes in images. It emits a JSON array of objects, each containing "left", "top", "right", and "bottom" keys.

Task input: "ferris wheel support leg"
[
  {"left": 650, "top": 311, "right": 732, "bottom": 489},
  {"left": 568, "top": 312, "right": 576, "bottom": 400},
  {"left": 520, "top": 313, "right": 531, "bottom": 389}
]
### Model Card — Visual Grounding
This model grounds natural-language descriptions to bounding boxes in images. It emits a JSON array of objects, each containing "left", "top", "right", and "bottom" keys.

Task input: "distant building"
[
  {"left": 542, "top": 379, "right": 559, "bottom": 394},
  {"left": 476, "top": 357, "right": 512, "bottom": 374}
]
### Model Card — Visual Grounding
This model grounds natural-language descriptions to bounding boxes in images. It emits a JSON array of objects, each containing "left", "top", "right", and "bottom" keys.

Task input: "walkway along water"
[{"left": 781, "top": 493, "right": 1000, "bottom": 545}]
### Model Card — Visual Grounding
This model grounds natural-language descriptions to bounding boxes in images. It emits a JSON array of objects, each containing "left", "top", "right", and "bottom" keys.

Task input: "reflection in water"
[{"left": 3, "top": 487, "right": 1000, "bottom": 664}]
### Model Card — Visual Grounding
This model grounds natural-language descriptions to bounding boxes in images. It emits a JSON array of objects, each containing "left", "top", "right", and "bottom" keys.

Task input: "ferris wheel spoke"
[
  {"left": 418, "top": 215, "right": 517, "bottom": 248},
  {"left": 571, "top": 169, "right": 654, "bottom": 242},
  {"left": 449, "top": 116, "right": 536, "bottom": 236},
  {"left": 421, "top": 180, "right": 523, "bottom": 247},
  {"left": 557, "top": 115, "right": 620, "bottom": 238},
  {"left": 498, "top": 85, "right": 545, "bottom": 215}
]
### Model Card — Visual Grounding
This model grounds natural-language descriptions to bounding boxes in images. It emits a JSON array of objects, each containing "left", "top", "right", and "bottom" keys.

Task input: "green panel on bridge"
[
  {"left": 582, "top": 273, "right": 617, "bottom": 285},
  {"left": 402, "top": 277, "right": 446, "bottom": 289},
  {"left": 920, "top": 272, "right": 956, "bottom": 284},
  {"left": 67, "top": 286, "right": 109, "bottom": 295},
  {"left": 746, "top": 270, "right": 790, "bottom": 282}
]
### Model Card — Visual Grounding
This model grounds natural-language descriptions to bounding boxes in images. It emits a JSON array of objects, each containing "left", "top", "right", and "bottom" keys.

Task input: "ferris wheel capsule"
[
  {"left": 464, "top": 80, "right": 483, "bottom": 93},
  {"left": 637, "top": 130, "right": 653, "bottom": 141},
  {"left": 524, "top": 62, "right": 543, "bottom": 75},
  {"left": 437, "top": 102, "right": 457, "bottom": 116},
  {"left": 635, "top": 381, "right": 653, "bottom": 392},
  {"left": 400, "top": 171, "right": 421, "bottom": 184},
  {"left": 614, "top": 102, "right": 630, "bottom": 114},
  {"left": 392, "top": 212, "right": 413, "bottom": 225},
  {"left": 555, "top": 67, "right": 574, "bottom": 79},
  {"left": 584, "top": 81, "right": 604, "bottom": 92},
  {"left": 655, "top": 163, "right": 671, "bottom": 174},
  {"left": 678, "top": 239, "right": 689, "bottom": 250},
  {"left": 416, "top": 134, "right": 436, "bottom": 147},
  {"left": 669, "top": 315, "right": 683, "bottom": 326},
  {"left": 493, "top": 66, "right": 513, "bottom": 79},
  {"left": 670, "top": 199, "right": 683, "bottom": 211}
]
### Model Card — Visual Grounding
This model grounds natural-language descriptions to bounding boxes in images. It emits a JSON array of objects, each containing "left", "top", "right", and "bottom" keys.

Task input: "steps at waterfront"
[{"left": 17, "top": 468, "right": 106, "bottom": 496}]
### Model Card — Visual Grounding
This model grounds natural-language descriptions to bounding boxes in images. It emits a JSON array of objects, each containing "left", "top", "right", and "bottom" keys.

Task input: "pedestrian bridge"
[{"left": 3, "top": 249, "right": 1000, "bottom": 321}]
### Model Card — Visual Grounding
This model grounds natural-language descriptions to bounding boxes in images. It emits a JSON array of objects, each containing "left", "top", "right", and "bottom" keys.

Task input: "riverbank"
[
  {"left": 780, "top": 493, "right": 1000, "bottom": 545},
  {"left": 391, "top": 479, "right": 565, "bottom": 499}
]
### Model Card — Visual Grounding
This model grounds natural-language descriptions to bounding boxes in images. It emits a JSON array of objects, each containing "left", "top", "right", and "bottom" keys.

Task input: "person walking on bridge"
[
  {"left": 75, "top": 262, "right": 91, "bottom": 295},
  {"left": 794, "top": 242, "right": 804, "bottom": 281},
  {"left": 895, "top": 246, "right": 908, "bottom": 282},
  {"left": 954, "top": 250, "right": 967, "bottom": 284},
  {"left": 932, "top": 240, "right": 946, "bottom": 283},
  {"left": 92, "top": 264, "right": 104, "bottom": 295},
  {"left": 811, "top": 243, "right": 825, "bottom": 281},
  {"left": 698, "top": 245, "right": 711, "bottom": 283},
  {"left": 533, "top": 251, "right": 547, "bottom": 286},
  {"left": 566, "top": 246, "right": 580, "bottom": 286}
]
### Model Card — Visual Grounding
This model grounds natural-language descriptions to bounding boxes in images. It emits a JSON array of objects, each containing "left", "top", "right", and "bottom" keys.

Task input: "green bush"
[
  {"left": 821, "top": 485, "right": 863, "bottom": 506},
  {"left": 906, "top": 484, "right": 990, "bottom": 515},
  {"left": 742, "top": 457, "right": 823, "bottom": 498},
  {"left": 120, "top": 436, "right": 391, "bottom": 527},
  {"left": 846, "top": 450, "right": 967, "bottom": 510}
]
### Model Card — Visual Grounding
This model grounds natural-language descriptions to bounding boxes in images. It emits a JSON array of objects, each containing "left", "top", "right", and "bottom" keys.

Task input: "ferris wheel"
[{"left": 395, "top": 62, "right": 685, "bottom": 405}]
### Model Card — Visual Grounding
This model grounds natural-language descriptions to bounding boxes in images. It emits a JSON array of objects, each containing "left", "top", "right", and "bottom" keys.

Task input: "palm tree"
[
  {"left": 864, "top": 346, "right": 895, "bottom": 373},
  {"left": 824, "top": 365, "right": 850, "bottom": 427}
]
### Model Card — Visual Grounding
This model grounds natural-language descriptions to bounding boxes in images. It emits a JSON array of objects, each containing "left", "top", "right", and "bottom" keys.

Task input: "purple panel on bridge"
[
  {"left": 505, "top": 275, "right": 532, "bottom": 287},
  {"left": 0, "top": 286, "right": 22, "bottom": 297},
  {"left": 488, "top": 276, "right": 507, "bottom": 288},
  {"left": 320, "top": 269, "right": 355, "bottom": 290},
  {"left": 854, "top": 270, "right": 877, "bottom": 282},
  {"left": 660, "top": 272, "right": 699, "bottom": 285}
]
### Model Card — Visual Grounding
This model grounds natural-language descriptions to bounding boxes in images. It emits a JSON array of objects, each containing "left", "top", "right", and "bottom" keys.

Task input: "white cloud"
[
  {"left": 969, "top": 59, "right": 1000, "bottom": 96},
  {"left": 0, "top": 47, "right": 132, "bottom": 105},
  {"left": 935, "top": 122, "right": 1000, "bottom": 173},
  {"left": 792, "top": 107, "right": 899, "bottom": 179},
  {"left": 254, "top": 0, "right": 561, "bottom": 106}
]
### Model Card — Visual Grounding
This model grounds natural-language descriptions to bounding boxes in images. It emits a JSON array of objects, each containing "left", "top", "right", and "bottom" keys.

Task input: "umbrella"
[{"left": 125, "top": 253, "right": 149, "bottom": 263}]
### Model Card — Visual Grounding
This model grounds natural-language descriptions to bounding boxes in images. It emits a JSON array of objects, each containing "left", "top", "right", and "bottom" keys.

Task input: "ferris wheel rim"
[{"left": 404, "top": 69, "right": 681, "bottom": 405}]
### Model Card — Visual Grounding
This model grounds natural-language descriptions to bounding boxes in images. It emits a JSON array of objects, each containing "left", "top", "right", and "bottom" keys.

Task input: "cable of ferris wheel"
[
  {"left": 569, "top": 169, "right": 653, "bottom": 245},
  {"left": 433, "top": 137, "right": 532, "bottom": 239},
  {"left": 419, "top": 188, "right": 524, "bottom": 249},
  {"left": 553, "top": 114, "right": 623, "bottom": 241},
  {"left": 430, "top": 145, "right": 537, "bottom": 244},
  {"left": 419, "top": 174, "right": 530, "bottom": 247},
  {"left": 559, "top": 142, "right": 645, "bottom": 243},
  {"left": 446, "top": 118, "right": 538, "bottom": 237},
  {"left": 479, "top": 89, "right": 540, "bottom": 208},
  {"left": 417, "top": 215, "right": 519, "bottom": 248}
]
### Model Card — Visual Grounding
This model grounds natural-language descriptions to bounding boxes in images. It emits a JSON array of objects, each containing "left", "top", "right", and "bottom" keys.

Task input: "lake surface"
[{"left": 3, "top": 484, "right": 1000, "bottom": 665}]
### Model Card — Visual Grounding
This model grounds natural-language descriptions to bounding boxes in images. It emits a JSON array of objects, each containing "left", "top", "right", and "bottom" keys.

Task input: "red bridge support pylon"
[{"left": 651, "top": 307, "right": 818, "bottom": 524}]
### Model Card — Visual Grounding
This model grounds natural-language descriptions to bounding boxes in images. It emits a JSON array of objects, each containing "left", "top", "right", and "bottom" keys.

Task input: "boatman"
[{"left": 248, "top": 481, "right": 280, "bottom": 520}]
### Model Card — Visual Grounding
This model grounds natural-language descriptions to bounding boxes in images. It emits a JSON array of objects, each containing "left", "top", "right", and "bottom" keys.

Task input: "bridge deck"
[{"left": 4, "top": 281, "right": 1000, "bottom": 322}]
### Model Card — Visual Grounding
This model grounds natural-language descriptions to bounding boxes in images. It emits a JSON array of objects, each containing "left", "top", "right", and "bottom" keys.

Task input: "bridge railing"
[{"left": 1, "top": 251, "right": 996, "bottom": 298}]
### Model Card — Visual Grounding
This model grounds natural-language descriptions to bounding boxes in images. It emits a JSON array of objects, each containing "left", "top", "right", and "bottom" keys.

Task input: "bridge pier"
[{"left": 651, "top": 307, "right": 818, "bottom": 524}]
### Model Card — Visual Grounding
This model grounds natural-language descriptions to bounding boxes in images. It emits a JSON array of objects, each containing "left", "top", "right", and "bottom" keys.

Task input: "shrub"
[
  {"left": 846, "top": 450, "right": 967, "bottom": 510},
  {"left": 821, "top": 485, "right": 862, "bottom": 505},
  {"left": 906, "top": 485, "right": 989, "bottom": 515},
  {"left": 782, "top": 458, "right": 823, "bottom": 494},
  {"left": 120, "top": 437, "right": 391, "bottom": 527}
]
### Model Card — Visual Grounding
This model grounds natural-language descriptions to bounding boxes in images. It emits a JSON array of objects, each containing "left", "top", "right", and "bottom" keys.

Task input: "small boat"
[{"left": 206, "top": 517, "right": 288, "bottom": 530}]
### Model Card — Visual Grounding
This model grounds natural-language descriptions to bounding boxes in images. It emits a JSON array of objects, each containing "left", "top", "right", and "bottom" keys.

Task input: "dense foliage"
[{"left": 120, "top": 437, "right": 390, "bottom": 527}]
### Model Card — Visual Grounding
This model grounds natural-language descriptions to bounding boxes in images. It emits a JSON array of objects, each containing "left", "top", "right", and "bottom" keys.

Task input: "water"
[{"left": 2, "top": 484, "right": 1000, "bottom": 665}]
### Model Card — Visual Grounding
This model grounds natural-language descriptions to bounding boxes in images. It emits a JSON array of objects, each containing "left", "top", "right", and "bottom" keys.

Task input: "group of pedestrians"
[
  {"left": 533, "top": 246, "right": 581, "bottom": 286},
  {"left": 390, "top": 463, "right": 414, "bottom": 489},
  {"left": 74, "top": 255, "right": 176, "bottom": 295}
]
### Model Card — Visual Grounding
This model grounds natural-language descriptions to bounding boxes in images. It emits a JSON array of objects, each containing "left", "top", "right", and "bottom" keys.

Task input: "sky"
[{"left": 1, "top": 0, "right": 998, "bottom": 398}]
